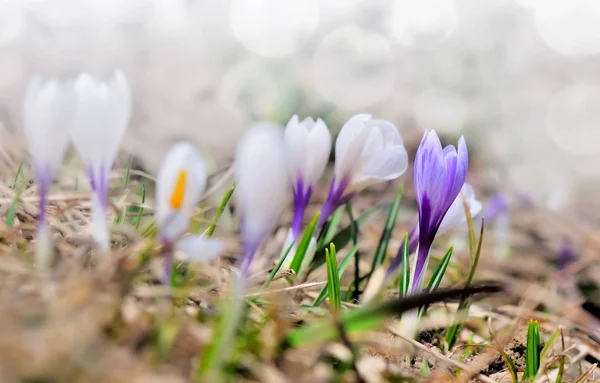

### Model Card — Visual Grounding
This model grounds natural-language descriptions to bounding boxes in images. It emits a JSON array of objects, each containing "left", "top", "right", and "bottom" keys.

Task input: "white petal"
[
  {"left": 156, "top": 142, "right": 207, "bottom": 240},
  {"left": 334, "top": 114, "right": 371, "bottom": 181},
  {"left": 235, "top": 122, "right": 290, "bottom": 245},
  {"left": 22, "top": 76, "right": 72, "bottom": 178},
  {"left": 71, "top": 71, "right": 132, "bottom": 168},
  {"left": 352, "top": 145, "right": 409, "bottom": 190},
  {"left": 347, "top": 120, "right": 408, "bottom": 191},
  {"left": 303, "top": 117, "right": 331, "bottom": 186},
  {"left": 284, "top": 114, "right": 309, "bottom": 181},
  {"left": 175, "top": 236, "right": 223, "bottom": 263}
]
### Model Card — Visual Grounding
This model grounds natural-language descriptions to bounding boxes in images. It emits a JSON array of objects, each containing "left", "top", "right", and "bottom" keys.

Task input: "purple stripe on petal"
[
  {"left": 410, "top": 130, "right": 469, "bottom": 295},
  {"left": 291, "top": 177, "right": 312, "bottom": 239},
  {"left": 89, "top": 163, "right": 109, "bottom": 209},
  {"left": 318, "top": 176, "right": 350, "bottom": 227}
]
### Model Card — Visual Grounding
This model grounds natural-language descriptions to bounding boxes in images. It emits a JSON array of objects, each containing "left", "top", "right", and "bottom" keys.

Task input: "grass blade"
[
  {"left": 122, "top": 155, "right": 132, "bottom": 186},
  {"left": 309, "top": 204, "right": 383, "bottom": 273},
  {"left": 195, "top": 277, "right": 246, "bottom": 381},
  {"left": 289, "top": 213, "right": 320, "bottom": 274},
  {"left": 317, "top": 206, "right": 344, "bottom": 249},
  {"left": 325, "top": 244, "right": 341, "bottom": 313},
  {"left": 418, "top": 247, "right": 453, "bottom": 319},
  {"left": 206, "top": 182, "right": 235, "bottom": 237},
  {"left": 264, "top": 241, "right": 295, "bottom": 287},
  {"left": 370, "top": 186, "right": 403, "bottom": 274},
  {"left": 133, "top": 183, "right": 146, "bottom": 229},
  {"left": 540, "top": 328, "right": 560, "bottom": 373},
  {"left": 444, "top": 218, "right": 485, "bottom": 351},
  {"left": 312, "top": 244, "right": 359, "bottom": 307},
  {"left": 556, "top": 329, "right": 565, "bottom": 383},
  {"left": 524, "top": 319, "right": 541, "bottom": 380},
  {"left": 399, "top": 232, "right": 411, "bottom": 297},
  {"left": 284, "top": 283, "right": 503, "bottom": 348}
]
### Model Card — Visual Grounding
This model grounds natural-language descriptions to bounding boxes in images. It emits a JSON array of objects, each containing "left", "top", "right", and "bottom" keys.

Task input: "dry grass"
[{"left": 1, "top": 131, "right": 600, "bottom": 382}]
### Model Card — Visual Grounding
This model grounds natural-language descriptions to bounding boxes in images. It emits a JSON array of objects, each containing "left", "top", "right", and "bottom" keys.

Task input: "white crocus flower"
[
  {"left": 284, "top": 114, "right": 331, "bottom": 237},
  {"left": 281, "top": 114, "right": 331, "bottom": 270},
  {"left": 334, "top": 114, "right": 408, "bottom": 193},
  {"left": 71, "top": 71, "right": 132, "bottom": 253},
  {"left": 155, "top": 142, "right": 222, "bottom": 280},
  {"left": 320, "top": 114, "right": 408, "bottom": 224},
  {"left": 438, "top": 183, "right": 483, "bottom": 235},
  {"left": 235, "top": 122, "right": 289, "bottom": 276},
  {"left": 22, "top": 76, "right": 73, "bottom": 269},
  {"left": 156, "top": 142, "right": 208, "bottom": 242}
]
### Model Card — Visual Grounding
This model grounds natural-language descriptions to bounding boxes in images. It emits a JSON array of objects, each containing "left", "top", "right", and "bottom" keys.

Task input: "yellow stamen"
[{"left": 170, "top": 170, "right": 187, "bottom": 209}]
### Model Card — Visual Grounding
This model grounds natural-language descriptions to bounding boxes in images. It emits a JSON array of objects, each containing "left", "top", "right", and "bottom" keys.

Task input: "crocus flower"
[
  {"left": 411, "top": 130, "right": 468, "bottom": 294},
  {"left": 482, "top": 191, "right": 509, "bottom": 223},
  {"left": 22, "top": 76, "right": 72, "bottom": 268},
  {"left": 156, "top": 142, "right": 222, "bottom": 280},
  {"left": 387, "top": 183, "right": 481, "bottom": 277},
  {"left": 235, "top": 123, "right": 289, "bottom": 277},
  {"left": 71, "top": 71, "right": 132, "bottom": 253},
  {"left": 320, "top": 114, "right": 408, "bottom": 224},
  {"left": 284, "top": 114, "right": 331, "bottom": 240}
]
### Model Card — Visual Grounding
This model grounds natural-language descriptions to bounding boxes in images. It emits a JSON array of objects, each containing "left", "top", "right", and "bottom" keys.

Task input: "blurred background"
[{"left": 0, "top": 0, "right": 599, "bottom": 221}]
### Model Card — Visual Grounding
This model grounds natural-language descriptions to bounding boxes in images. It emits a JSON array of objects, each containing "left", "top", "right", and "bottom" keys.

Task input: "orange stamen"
[{"left": 170, "top": 170, "right": 187, "bottom": 209}]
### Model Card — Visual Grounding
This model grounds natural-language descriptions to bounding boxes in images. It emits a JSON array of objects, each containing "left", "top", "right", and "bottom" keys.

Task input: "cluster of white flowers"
[{"left": 23, "top": 69, "right": 483, "bottom": 282}]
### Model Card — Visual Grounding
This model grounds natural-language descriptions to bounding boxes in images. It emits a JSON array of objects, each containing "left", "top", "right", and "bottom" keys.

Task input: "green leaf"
[
  {"left": 195, "top": 278, "right": 246, "bottom": 381},
  {"left": 312, "top": 244, "right": 359, "bottom": 307},
  {"left": 133, "top": 183, "right": 146, "bottom": 229},
  {"left": 317, "top": 206, "right": 344, "bottom": 249},
  {"left": 325, "top": 244, "right": 341, "bottom": 313},
  {"left": 289, "top": 212, "right": 320, "bottom": 274},
  {"left": 399, "top": 232, "right": 411, "bottom": 297},
  {"left": 540, "top": 328, "right": 560, "bottom": 372},
  {"left": 206, "top": 182, "right": 235, "bottom": 237},
  {"left": 421, "top": 359, "right": 431, "bottom": 377},
  {"left": 524, "top": 319, "right": 541, "bottom": 380},
  {"left": 444, "top": 218, "right": 485, "bottom": 351},
  {"left": 264, "top": 241, "right": 295, "bottom": 288},
  {"left": 418, "top": 247, "right": 453, "bottom": 319},
  {"left": 6, "top": 169, "right": 26, "bottom": 228},
  {"left": 284, "top": 283, "right": 503, "bottom": 348},
  {"left": 556, "top": 329, "right": 565, "bottom": 383},
  {"left": 310, "top": 204, "right": 384, "bottom": 273},
  {"left": 370, "top": 186, "right": 403, "bottom": 274},
  {"left": 122, "top": 155, "right": 132, "bottom": 186}
]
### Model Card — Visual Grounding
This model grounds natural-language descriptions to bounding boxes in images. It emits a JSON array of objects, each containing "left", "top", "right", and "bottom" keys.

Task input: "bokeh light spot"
[
  {"left": 229, "top": 0, "right": 319, "bottom": 58},
  {"left": 311, "top": 26, "right": 394, "bottom": 110},
  {"left": 546, "top": 84, "right": 600, "bottom": 156}
]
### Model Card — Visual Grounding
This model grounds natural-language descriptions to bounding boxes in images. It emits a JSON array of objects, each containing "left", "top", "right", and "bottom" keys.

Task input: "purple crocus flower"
[
  {"left": 410, "top": 130, "right": 468, "bottom": 293},
  {"left": 320, "top": 114, "right": 409, "bottom": 226},
  {"left": 483, "top": 191, "right": 509, "bottom": 223},
  {"left": 386, "top": 183, "right": 481, "bottom": 278},
  {"left": 558, "top": 237, "right": 577, "bottom": 271}
]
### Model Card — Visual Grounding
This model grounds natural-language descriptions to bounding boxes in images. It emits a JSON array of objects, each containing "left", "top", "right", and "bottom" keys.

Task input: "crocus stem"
[
  {"left": 410, "top": 242, "right": 431, "bottom": 295},
  {"left": 35, "top": 178, "right": 52, "bottom": 270},
  {"left": 239, "top": 240, "right": 260, "bottom": 280},
  {"left": 161, "top": 237, "right": 174, "bottom": 284},
  {"left": 91, "top": 191, "right": 110, "bottom": 254},
  {"left": 318, "top": 177, "right": 350, "bottom": 228},
  {"left": 36, "top": 220, "right": 53, "bottom": 270},
  {"left": 291, "top": 203, "right": 306, "bottom": 240},
  {"left": 386, "top": 225, "right": 419, "bottom": 277}
]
